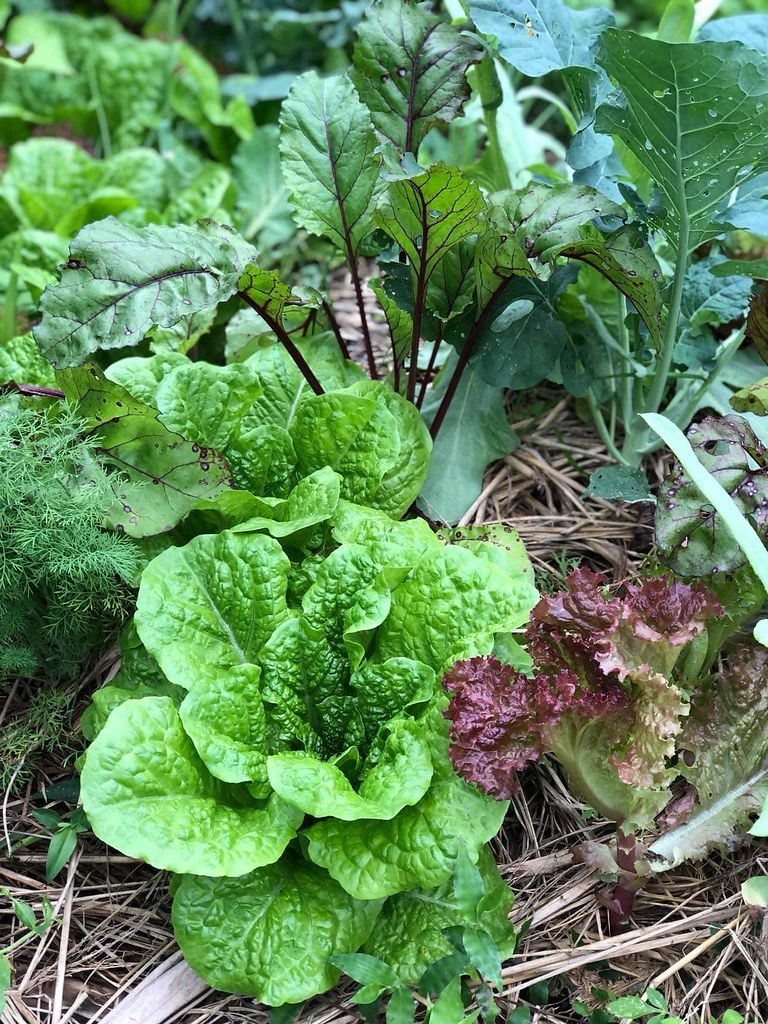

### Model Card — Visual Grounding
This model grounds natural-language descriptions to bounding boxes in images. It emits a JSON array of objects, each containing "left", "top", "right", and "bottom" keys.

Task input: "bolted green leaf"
[
  {"left": 35, "top": 218, "right": 257, "bottom": 366},
  {"left": 596, "top": 32, "right": 768, "bottom": 254},
  {"left": 351, "top": 0, "right": 482, "bottom": 154},
  {"left": 280, "top": 72, "right": 382, "bottom": 256},
  {"left": 375, "top": 166, "right": 486, "bottom": 285},
  {"left": 462, "top": 926, "right": 502, "bottom": 989}
]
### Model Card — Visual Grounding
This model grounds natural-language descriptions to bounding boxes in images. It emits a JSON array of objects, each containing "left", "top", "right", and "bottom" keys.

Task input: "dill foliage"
[{"left": 0, "top": 398, "right": 139, "bottom": 784}]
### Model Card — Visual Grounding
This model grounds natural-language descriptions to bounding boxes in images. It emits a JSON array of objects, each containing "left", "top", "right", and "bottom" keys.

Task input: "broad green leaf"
[
  {"left": 238, "top": 265, "right": 311, "bottom": 327},
  {"left": 471, "top": 0, "right": 613, "bottom": 78},
  {"left": 245, "top": 334, "right": 366, "bottom": 430},
  {"left": 154, "top": 361, "right": 270, "bottom": 490},
  {"left": 289, "top": 389, "right": 400, "bottom": 507},
  {"left": 375, "top": 542, "right": 538, "bottom": 669},
  {"left": 135, "top": 531, "right": 291, "bottom": 691},
  {"left": 233, "top": 125, "right": 295, "bottom": 248},
  {"left": 105, "top": 353, "right": 189, "bottom": 406},
  {"left": 267, "top": 717, "right": 433, "bottom": 820},
  {"left": 596, "top": 32, "right": 768, "bottom": 253},
  {"left": 428, "top": 977, "right": 477, "bottom": 1024},
  {"left": 741, "top": 876, "right": 768, "bottom": 907},
  {"left": 162, "top": 164, "right": 232, "bottom": 227},
  {"left": 280, "top": 72, "right": 381, "bottom": 256},
  {"left": 345, "top": 381, "right": 432, "bottom": 518},
  {"left": 35, "top": 219, "right": 257, "bottom": 366},
  {"left": 351, "top": 0, "right": 482, "bottom": 153},
  {"left": 699, "top": 15, "right": 768, "bottom": 52},
  {"left": 375, "top": 166, "right": 486, "bottom": 284},
  {"left": 711, "top": 259, "right": 768, "bottom": 279},
  {"left": 483, "top": 183, "right": 662, "bottom": 346},
  {"left": 180, "top": 665, "right": 269, "bottom": 787},
  {"left": 387, "top": 986, "right": 416, "bottom": 1024},
  {"left": 453, "top": 847, "right": 485, "bottom": 922},
  {"left": 306, "top": 718, "right": 508, "bottom": 898},
  {"left": 172, "top": 858, "right": 383, "bottom": 1005},
  {"left": 57, "top": 364, "right": 233, "bottom": 537},
  {"left": 363, "top": 847, "right": 514, "bottom": 984},
  {"left": 0, "top": 230, "right": 69, "bottom": 313},
  {"left": 218, "top": 468, "right": 341, "bottom": 538},
  {"left": 419, "top": 358, "right": 518, "bottom": 525},
  {"left": 470, "top": 266, "right": 579, "bottom": 389},
  {"left": 80, "top": 697, "right": 302, "bottom": 875},
  {"left": 351, "top": 658, "right": 437, "bottom": 741},
  {"left": 680, "top": 257, "right": 752, "bottom": 335}
]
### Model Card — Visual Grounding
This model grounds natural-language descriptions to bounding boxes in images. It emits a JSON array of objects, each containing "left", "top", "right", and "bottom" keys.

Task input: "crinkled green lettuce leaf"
[
  {"left": 135, "top": 531, "right": 291, "bottom": 691},
  {"left": 305, "top": 707, "right": 508, "bottom": 899},
  {"left": 172, "top": 856, "right": 383, "bottom": 1005},
  {"left": 268, "top": 715, "right": 433, "bottom": 821},
  {"left": 363, "top": 846, "right": 514, "bottom": 984},
  {"left": 80, "top": 696, "right": 302, "bottom": 876}
]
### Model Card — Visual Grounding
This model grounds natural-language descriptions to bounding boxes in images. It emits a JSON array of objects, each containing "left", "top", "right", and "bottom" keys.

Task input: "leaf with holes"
[
  {"left": 35, "top": 218, "right": 257, "bottom": 366},
  {"left": 655, "top": 416, "right": 768, "bottom": 576},
  {"left": 280, "top": 72, "right": 382, "bottom": 256},
  {"left": 57, "top": 364, "right": 233, "bottom": 537},
  {"left": 351, "top": 0, "right": 482, "bottom": 154}
]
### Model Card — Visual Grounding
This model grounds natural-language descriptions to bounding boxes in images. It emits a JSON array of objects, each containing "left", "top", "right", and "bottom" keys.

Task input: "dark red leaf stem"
[{"left": 238, "top": 291, "right": 324, "bottom": 396}]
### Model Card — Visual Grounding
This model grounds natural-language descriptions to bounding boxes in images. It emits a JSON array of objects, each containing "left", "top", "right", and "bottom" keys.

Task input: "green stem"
[
  {"left": 587, "top": 393, "right": 630, "bottom": 466},
  {"left": 617, "top": 293, "right": 633, "bottom": 428},
  {"left": 644, "top": 222, "right": 690, "bottom": 417},
  {"left": 583, "top": 304, "right": 648, "bottom": 376}
]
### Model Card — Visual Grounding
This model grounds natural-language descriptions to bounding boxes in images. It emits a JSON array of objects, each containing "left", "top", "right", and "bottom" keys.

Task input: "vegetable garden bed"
[{"left": 2, "top": 0, "right": 768, "bottom": 1021}]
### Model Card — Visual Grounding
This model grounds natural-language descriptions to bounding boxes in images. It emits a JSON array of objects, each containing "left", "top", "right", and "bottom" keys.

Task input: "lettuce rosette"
[{"left": 79, "top": 496, "right": 536, "bottom": 1003}]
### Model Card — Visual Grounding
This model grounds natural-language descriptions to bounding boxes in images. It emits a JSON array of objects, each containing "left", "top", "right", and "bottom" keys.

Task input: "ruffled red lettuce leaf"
[
  {"left": 446, "top": 571, "right": 723, "bottom": 827},
  {"left": 649, "top": 646, "right": 768, "bottom": 869},
  {"left": 441, "top": 656, "right": 574, "bottom": 799}
]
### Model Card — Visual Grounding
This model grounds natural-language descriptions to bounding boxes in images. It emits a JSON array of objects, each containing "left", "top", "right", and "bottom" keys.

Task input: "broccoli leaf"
[{"left": 596, "top": 32, "right": 768, "bottom": 254}]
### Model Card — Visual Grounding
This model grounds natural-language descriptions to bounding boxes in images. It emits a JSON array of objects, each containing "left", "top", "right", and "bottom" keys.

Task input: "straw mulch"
[{"left": 2, "top": 284, "right": 766, "bottom": 1023}]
